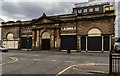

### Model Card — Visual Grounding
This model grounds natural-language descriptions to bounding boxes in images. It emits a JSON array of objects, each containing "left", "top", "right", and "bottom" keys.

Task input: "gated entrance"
[
  {"left": 104, "top": 36, "right": 110, "bottom": 51},
  {"left": 61, "top": 35, "right": 77, "bottom": 50},
  {"left": 21, "top": 37, "right": 32, "bottom": 49},
  {"left": 42, "top": 31, "right": 50, "bottom": 50},
  {"left": 81, "top": 36, "right": 86, "bottom": 50},
  {"left": 109, "top": 53, "right": 120, "bottom": 74},
  {"left": 42, "top": 39, "right": 50, "bottom": 50},
  {"left": 88, "top": 36, "right": 102, "bottom": 51}
]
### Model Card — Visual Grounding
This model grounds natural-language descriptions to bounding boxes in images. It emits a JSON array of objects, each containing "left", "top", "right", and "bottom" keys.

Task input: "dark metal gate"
[
  {"left": 81, "top": 36, "right": 86, "bottom": 50},
  {"left": 88, "top": 36, "right": 102, "bottom": 51},
  {"left": 61, "top": 35, "right": 77, "bottom": 50},
  {"left": 21, "top": 37, "right": 32, "bottom": 49},
  {"left": 42, "top": 39, "right": 50, "bottom": 50},
  {"left": 109, "top": 53, "right": 120, "bottom": 74},
  {"left": 104, "top": 36, "right": 110, "bottom": 51}
]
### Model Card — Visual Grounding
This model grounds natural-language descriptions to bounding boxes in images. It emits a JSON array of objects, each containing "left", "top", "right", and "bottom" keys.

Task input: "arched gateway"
[
  {"left": 81, "top": 28, "right": 110, "bottom": 51},
  {"left": 87, "top": 28, "right": 102, "bottom": 51},
  {"left": 42, "top": 31, "right": 50, "bottom": 50}
]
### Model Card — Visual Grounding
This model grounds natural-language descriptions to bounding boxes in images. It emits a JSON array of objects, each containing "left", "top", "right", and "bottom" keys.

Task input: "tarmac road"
[{"left": 1, "top": 50, "right": 109, "bottom": 75}]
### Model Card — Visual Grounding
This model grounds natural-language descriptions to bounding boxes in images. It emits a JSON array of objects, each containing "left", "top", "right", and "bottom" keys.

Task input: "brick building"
[{"left": 1, "top": 2, "right": 116, "bottom": 52}]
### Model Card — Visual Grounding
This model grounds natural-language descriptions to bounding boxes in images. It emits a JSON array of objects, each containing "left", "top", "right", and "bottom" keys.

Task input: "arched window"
[
  {"left": 7, "top": 33, "right": 14, "bottom": 40},
  {"left": 88, "top": 28, "right": 101, "bottom": 36}
]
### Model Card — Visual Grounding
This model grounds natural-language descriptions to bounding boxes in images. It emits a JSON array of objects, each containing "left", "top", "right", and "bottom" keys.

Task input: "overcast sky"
[
  {"left": 1, "top": 2, "right": 77, "bottom": 21},
  {"left": 0, "top": 0, "right": 119, "bottom": 21},
  {"left": 0, "top": 0, "right": 120, "bottom": 37},
  {"left": 0, "top": 0, "right": 89, "bottom": 21}
]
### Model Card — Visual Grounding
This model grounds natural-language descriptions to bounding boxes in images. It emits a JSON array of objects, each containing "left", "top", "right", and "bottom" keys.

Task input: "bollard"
[{"left": 67, "top": 48, "right": 71, "bottom": 54}]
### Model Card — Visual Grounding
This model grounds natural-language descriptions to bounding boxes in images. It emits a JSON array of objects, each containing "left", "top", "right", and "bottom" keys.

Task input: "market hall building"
[{"left": 1, "top": 2, "right": 116, "bottom": 52}]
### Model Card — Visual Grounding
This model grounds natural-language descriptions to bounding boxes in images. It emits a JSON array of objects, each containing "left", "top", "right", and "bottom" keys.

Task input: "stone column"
[
  {"left": 51, "top": 30, "right": 54, "bottom": 50},
  {"left": 56, "top": 29, "right": 60, "bottom": 51},
  {"left": 32, "top": 30, "right": 36, "bottom": 50},
  {"left": 32, "top": 31, "right": 35, "bottom": 50},
  {"left": 36, "top": 30, "right": 40, "bottom": 50},
  {"left": 77, "top": 36, "right": 80, "bottom": 52}
]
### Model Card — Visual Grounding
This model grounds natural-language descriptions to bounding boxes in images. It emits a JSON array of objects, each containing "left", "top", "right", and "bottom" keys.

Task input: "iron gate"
[
  {"left": 109, "top": 53, "right": 120, "bottom": 74},
  {"left": 21, "top": 37, "right": 32, "bottom": 49}
]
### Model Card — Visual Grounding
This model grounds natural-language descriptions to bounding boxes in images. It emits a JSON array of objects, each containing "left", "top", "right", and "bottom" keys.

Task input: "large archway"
[
  {"left": 42, "top": 31, "right": 50, "bottom": 50},
  {"left": 3, "top": 32, "right": 18, "bottom": 49},
  {"left": 81, "top": 28, "right": 102, "bottom": 51},
  {"left": 87, "top": 28, "right": 102, "bottom": 51},
  {"left": 81, "top": 28, "right": 110, "bottom": 51}
]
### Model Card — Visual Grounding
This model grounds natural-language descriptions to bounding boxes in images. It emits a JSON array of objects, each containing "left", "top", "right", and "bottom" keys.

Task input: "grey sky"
[
  {"left": 1, "top": 0, "right": 119, "bottom": 21},
  {"left": 0, "top": 0, "right": 120, "bottom": 37},
  {"left": 1, "top": 2, "right": 77, "bottom": 21}
]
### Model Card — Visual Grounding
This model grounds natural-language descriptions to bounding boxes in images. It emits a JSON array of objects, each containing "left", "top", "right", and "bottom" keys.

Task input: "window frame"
[
  {"left": 95, "top": 7, "right": 100, "bottom": 12},
  {"left": 89, "top": 8, "right": 93, "bottom": 12}
]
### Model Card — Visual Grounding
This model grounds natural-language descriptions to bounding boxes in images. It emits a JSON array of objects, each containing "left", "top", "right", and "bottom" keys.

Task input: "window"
[
  {"left": 83, "top": 9, "right": 87, "bottom": 13},
  {"left": 89, "top": 8, "right": 93, "bottom": 12},
  {"left": 95, "top": 7, "right": 99, "bottom": 11},
  {"left": 7, "top": 33, "right": 14, "bottom": 40},
  {"left": 73, "top": 9, "right": 77, "bottom": 13},
  {"left": 78, "top": 10, "right": 82, "bottom": 13}
]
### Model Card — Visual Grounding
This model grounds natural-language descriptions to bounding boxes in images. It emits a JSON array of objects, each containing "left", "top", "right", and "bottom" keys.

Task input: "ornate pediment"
[
  {"left": 33, "top": 13, "right": 60, "bottom": 25},
  {"left": 38, "top": 18, "right": 53, "bottom": 24}
]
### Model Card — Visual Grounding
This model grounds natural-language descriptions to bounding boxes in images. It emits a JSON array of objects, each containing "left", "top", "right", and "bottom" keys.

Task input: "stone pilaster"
[
  {"left": 50, "top": 30, "right": 54, "bottom": 50},
  {"left": 32, "top": 31, "right": 35, "bottom": 50},
  {"left": 36, "top": 30, "right": 40, "bottom": 50},
  {"left": 55, "top": 29, "right": 60, "bottom": 51},
  {"left": 77, "top": 36, "right": 80, "bottom": 52}
]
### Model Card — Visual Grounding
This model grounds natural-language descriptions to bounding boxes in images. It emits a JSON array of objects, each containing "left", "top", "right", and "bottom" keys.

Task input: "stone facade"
[{"left": 1, "top": 13, "right": 115, "bottom": 52}]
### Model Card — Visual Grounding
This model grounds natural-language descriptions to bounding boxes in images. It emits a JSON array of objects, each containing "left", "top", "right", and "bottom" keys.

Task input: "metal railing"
[{"left": 109, "top": 53, "right": 120, "bottom": 74}]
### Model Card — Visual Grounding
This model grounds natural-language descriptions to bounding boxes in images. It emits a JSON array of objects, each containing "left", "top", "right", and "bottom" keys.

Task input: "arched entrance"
[
  {"left": 81, "top": 28, "right": 110, "bottom": 51},
  {"left": 3, "top": 33, "right": 18, "bottom": 49},
  {"left": 42, "top": 32, "right": 50, "bottom": 50},
  {"left": 87, "top": 28, "right": 102, "bottom": 51}
]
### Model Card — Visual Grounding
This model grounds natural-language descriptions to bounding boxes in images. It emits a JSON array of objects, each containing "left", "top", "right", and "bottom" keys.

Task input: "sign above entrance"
[{"left": 61, "top": 27, "right": 76, "bottom": 31}]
